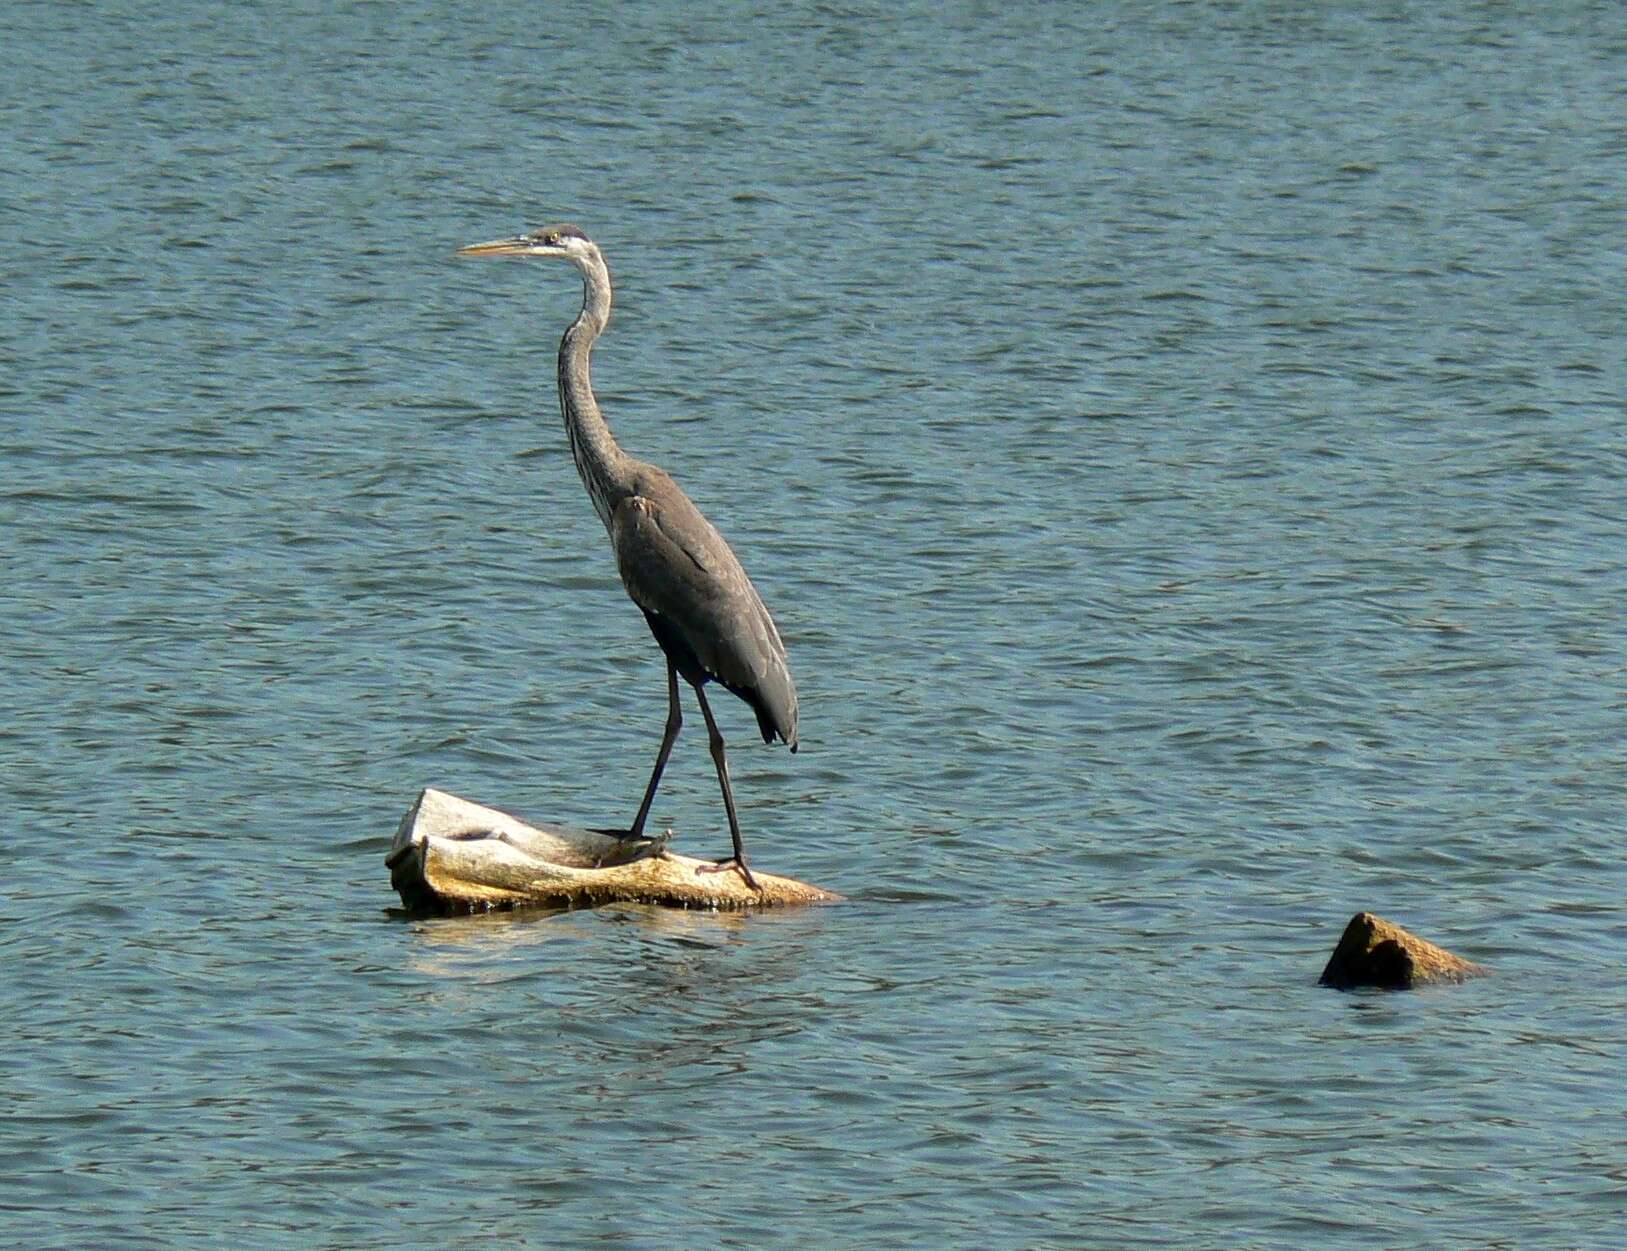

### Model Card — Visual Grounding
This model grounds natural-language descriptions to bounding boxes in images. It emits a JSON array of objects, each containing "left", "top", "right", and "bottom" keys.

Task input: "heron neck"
[{"left": 557, "top": 257, "right": 625, "bottom": 530}]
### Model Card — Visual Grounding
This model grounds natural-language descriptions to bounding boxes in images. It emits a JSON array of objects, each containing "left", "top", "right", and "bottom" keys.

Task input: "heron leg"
[
  {"left": 691, "top": 684, "right": 761, "bottom": 892},
  {"left": 627, "top": 661, "right": 682, "bottom": 840}
]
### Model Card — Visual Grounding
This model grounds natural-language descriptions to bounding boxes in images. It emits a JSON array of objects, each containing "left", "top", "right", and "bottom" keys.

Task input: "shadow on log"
[
  {"left": 386, "top": 788, "right": 842, "bottom": 913},
  {"left": 1319, "top": 911, "right": 1487, "bottom": 990}
]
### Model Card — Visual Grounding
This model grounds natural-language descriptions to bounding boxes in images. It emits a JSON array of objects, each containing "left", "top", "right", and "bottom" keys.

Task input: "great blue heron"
[{"left": 457, "top": 224, "right": 797, "bottom": 891}]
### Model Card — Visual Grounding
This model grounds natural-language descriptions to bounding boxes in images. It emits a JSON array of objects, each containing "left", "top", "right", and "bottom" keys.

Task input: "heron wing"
[{"left": 609, "top": 469, "right": 798, "bottom": 747}]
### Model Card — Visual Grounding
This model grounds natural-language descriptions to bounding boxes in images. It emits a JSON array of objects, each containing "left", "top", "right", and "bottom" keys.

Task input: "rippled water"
[{"left": 5, "top": 3, "right": 1627, "bottom": 1247}]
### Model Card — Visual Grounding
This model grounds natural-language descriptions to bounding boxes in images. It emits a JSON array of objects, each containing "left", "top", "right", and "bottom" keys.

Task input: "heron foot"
[
  {"left": 696, "top": 857, "right": 761, "bottom": 892},
  {"left": 602, "top": 826, "right": 672, "bottom": 846},
  {"left": 590, "top": 827, "right": 672, "bottom": 868}
]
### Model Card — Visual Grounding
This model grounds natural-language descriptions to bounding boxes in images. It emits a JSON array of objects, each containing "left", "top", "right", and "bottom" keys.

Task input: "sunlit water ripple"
[{"left": 4, "top": 3, "right": 1626, "bottom": 1247}]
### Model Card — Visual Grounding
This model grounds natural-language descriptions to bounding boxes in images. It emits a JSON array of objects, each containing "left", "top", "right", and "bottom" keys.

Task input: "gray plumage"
[
  {"left": 613, "top": 473, "right": 798, "bottom": 746},
  {"left": 458, "top": 224, "right": 796, "bottom": 889}
]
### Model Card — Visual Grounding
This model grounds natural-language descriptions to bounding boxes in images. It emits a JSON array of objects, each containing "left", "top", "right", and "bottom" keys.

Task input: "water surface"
[{"left": 4, "top": 3, "right": 1626, "bottom": 1247}]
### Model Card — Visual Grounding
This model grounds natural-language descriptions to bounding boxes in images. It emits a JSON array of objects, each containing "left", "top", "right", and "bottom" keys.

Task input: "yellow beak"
[{"left": 456, "top": 237, "right": 534, "bottom": 257}]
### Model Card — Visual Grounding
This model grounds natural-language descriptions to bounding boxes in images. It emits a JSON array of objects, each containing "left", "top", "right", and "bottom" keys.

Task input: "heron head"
[{"left": 457, "top": 223, "right": 596, "bottom": 264}]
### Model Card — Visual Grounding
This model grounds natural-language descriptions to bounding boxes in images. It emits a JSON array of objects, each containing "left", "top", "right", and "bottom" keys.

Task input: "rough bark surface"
[
  {"left": 386, "top": 788, "right": 841, "bottom": 912},
  {"left": 1319, "top": 911, "right": 1487, "bottom": 990}
]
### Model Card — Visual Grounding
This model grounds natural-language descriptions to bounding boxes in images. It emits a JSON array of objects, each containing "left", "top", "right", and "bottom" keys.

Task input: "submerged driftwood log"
[
  {"left": 386, "top": 788, "right": 841, "bottom": 912},
  {"left": 1319, "top": 911, "right": 1487, "bottom": 990}
]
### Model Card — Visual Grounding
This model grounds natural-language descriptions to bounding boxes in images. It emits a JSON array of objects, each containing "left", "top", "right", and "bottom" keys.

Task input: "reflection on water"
[{"left": 399, "top": 901, "right": 766, "bottom": 977}]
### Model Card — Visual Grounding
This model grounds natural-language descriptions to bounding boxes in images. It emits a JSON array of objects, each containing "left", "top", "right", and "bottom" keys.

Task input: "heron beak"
[{"left": 457, "top": 236, "right": 535, "bottom": 258}]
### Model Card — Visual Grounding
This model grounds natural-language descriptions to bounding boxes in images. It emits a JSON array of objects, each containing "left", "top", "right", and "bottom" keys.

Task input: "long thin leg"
[
  {"left": 628, "top": 661, "right": 682, "bottom": 840},
  {"left": 692, "top": 684, "right": 761, "bottom": 891}
]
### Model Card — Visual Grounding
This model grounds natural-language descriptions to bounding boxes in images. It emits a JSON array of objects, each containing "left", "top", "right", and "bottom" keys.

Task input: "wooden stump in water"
[
  {"left": 385, "top": 788, "right": 841, "bottom": 913},
  {"left": 1318, "top": 911, "right": 1487, "bottom": 990}
]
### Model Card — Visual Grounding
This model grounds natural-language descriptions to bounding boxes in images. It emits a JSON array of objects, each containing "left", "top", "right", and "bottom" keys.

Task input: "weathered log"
[
  {"left": 385, "top": 788, "right": 841, "bottom": 912},
  {"left": 1318, "top": 911, "right": 1487, "bottom": 990}
]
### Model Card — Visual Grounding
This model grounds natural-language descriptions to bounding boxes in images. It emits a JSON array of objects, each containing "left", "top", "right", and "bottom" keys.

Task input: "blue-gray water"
[{"left": 4, "top": 3, "right": 1626, "bottom": 1247}]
